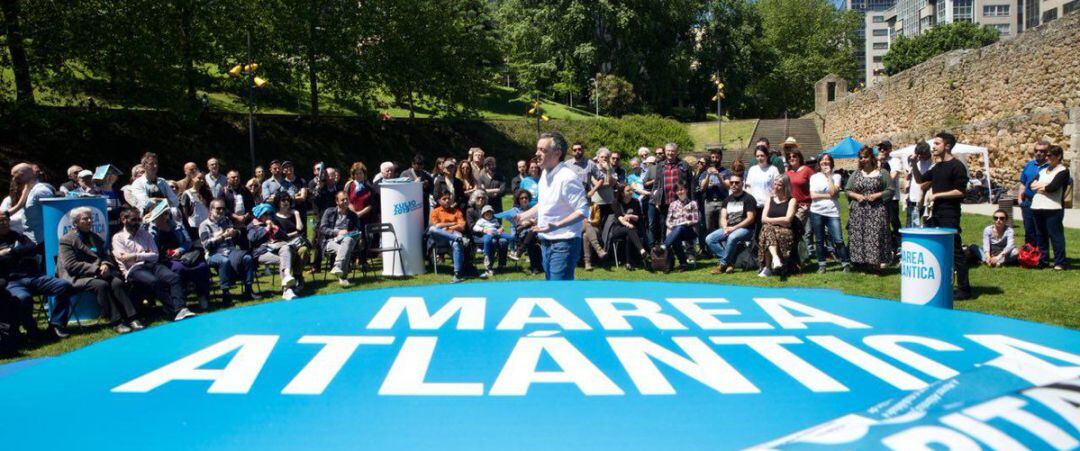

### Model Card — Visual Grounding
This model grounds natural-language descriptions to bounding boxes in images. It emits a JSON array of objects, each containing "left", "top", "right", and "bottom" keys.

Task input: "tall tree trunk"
[
  {"left": 1, "top": 0, "right": 35, "bottom": 106},
  {"left": 178, "top": 0, "right": 196, "bottom": 106},
  {"left": 307, "top": 0, "right": 319, "bottom": 116}
]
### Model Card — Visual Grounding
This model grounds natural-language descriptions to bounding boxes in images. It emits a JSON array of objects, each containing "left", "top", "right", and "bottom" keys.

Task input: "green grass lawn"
[
  {"left": 3, "top": 198, "right": 1077, "bottom": 365},
  {"left": 686, "top": 119, "right": 758, "bottom": 152}
]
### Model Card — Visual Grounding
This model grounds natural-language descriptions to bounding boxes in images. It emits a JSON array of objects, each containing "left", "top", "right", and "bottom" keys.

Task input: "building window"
[
  {"left": 873, "top": 56, "right": 883, "bottom": 62},
  {"left": 1025, "top": 0, "right": 1040, "bottom": 29},
  {"left": 873, "top": 15, "right": 886, "bottom": 22},
  {"left": 982, "top": 4, "right": 1010, "bottom": 16},
  {"left": 992, "top": 23, "right": 1010, "bottom": 35},
  {"left": 872, "top": 28, "right": 889, "bottom": 36},
  {"left": 954, "top": 0, "right": 973, "bottom": 22},
  {"left": 1042, "top": 8, "right": 1058, "bottom": 23},
  {"left": 827, "top": 82, "right": 836, "bottom": 102},
  {"left": 1065, "top": 0, "right": 1079, "bottom": 15},
  {"left": 873, "top": 42, "right": 889, "bottom": 49}
]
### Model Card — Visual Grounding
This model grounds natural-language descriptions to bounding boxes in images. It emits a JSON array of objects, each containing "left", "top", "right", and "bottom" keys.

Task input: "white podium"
[{"left": 378, "top": 180, "right": 426, "bottom": 276}]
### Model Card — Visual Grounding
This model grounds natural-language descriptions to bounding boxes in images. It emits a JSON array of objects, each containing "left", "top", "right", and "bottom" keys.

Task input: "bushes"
[{"left": 1, "top": 108, "right": 693, "bottom": 186}]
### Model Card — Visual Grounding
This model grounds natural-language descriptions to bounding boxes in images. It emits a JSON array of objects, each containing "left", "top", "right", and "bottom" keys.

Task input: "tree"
[
  {"left": 690, "top": 0, "right": 764, "bottom": 118},
  {"left": 883, "top": 22, "right": 999, "bottom": 75},
  {"left": 591, "top": 74, "right": 637, "bottom": 117},
  {"left": 748, "top": 0, "right": 860, "bottom": 117},
  {"left": 1, "top": 0, "right": 34, "bottom": 105}
]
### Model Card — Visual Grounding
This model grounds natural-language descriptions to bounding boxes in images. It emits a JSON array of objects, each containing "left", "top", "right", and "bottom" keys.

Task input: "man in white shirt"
[
  {"left": 515, "top": 131, "right": 589, "bottom": 280},
  {"left": 129, "top": 152, "right": 179, "bottom": 213},
  {"left": 205, "top": 157, "right": 226, "bottom": 198},
  {"left": 9, "top": 163, "right": 58, "bottom": 244}
]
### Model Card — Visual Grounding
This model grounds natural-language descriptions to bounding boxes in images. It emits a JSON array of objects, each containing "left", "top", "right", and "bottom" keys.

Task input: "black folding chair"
[{"left": 364, "top": 223, "right": 406, "bottom": 278}]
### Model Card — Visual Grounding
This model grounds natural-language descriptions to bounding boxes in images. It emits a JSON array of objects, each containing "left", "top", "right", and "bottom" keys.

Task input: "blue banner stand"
[
  {"left": 42, "top": 197, "right": 109, "bottom": 322},
  {"left": 899, "top": 227, "right": 956, "bottom": 309}
]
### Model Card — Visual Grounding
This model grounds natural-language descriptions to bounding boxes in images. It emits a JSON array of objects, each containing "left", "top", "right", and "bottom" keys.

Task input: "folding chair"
[{"left": 364, "top": 223, "right": 405, "bottom": 278}]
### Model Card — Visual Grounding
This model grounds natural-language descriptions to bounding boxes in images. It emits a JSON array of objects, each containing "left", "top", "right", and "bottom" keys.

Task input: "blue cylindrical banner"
[
  {"left": 42, "top": 197, "right": 109, "bottom": 322},
  {"left": 899, "top": 227, "right": 956, "bottom": 309}
]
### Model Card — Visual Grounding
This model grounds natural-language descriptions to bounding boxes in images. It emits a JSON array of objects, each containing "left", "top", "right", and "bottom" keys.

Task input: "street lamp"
[
  {"left": 711, "top": 74, "right": 725, "bottom": 145},
  {"left": 226, "top": 29, "right": 269, "bottom": 176},
  {"left": 589, "top": 77, "right": 599, "bottom": 117}
]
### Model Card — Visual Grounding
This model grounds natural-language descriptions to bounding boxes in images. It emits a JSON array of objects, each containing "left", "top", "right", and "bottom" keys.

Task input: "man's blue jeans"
[
  {"left": 1020, "top": 203, "right": 1037, "bottom": 245},
  {"left": 428, "top": 227, "right": 465, "bottom": 274},
  {"left": 209, "top": 252, "right": 256, "bottom": 289},
  {"left": 481, "top": 232, "right": 512, "bottom": 268},
  {"left": 705, "top": 227, "right": 752, "bottom": 266},
  {"left": 809, "top": 213, "right": 850, "bottom": 267},
  {"left": 7, "top": 275, "right": 73, "bottom": 327},
  {"left": 541, "top": 237, "right": 581, "bottom": 280}
]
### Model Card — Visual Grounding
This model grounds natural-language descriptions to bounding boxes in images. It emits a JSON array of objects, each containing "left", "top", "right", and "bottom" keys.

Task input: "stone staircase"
[{"left": 725, "top": 118, "right": 823, "bottom": 167}]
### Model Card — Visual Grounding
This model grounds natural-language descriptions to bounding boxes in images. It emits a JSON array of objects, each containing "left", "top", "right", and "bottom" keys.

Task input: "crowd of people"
[{"left": 0, "top": 132, "right": 1071, "bottom": 351}]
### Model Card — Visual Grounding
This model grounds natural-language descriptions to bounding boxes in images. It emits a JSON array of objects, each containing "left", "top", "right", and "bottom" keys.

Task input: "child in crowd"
[{"left": 472, "top": 205, "right": 512, "bottom": 278}]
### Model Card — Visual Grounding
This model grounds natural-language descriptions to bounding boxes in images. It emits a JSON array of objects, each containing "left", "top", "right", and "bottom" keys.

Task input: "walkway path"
[{"left": 962, "top": 203, "right": 1080, "bottom": 229}]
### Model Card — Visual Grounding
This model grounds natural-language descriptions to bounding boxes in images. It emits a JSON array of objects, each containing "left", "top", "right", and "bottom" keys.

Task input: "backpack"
[
  {"left": 1018, "top": 243, "right": 1041, "bottom": 269},
  {"left": 732, "top": 240, "right": 760, "bottom": 270},
  {"left": 650, "top": 245, "right": 670, "bottom": 272}
]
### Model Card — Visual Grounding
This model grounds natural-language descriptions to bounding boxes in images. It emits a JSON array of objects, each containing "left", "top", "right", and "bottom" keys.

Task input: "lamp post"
[
  {"left": 712, "top": 74, "right": 725, "bottom": 146},
  {"left": 589, "top": 77, "right": 599, "bottom": 117},
  {"left": 227, "top": 29, "right": 269, "bottom": 176}
]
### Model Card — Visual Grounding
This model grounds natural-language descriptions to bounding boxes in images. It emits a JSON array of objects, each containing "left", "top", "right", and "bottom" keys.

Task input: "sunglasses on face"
[{"left": 994, "top": 216, "right": 1007, "bottom": 221}]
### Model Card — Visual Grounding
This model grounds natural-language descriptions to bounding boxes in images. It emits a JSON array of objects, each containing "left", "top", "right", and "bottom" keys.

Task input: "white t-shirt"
[
  {"left": 745, "top": 164, "right": 779, "bottom": 207},
  {"left": 905, "top": 159, "right": 933, "bottom": 203},
  {"left": 887, "top": 156, "right": 903, "bottom": 201},
  {"left": 809, "top": 173, "right": 843, "bottom": 218},
  {"left": 537, "top": 162, "right": 589, "bottom": 240}
]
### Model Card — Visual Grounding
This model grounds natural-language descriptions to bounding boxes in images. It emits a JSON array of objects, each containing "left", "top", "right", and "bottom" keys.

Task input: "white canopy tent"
[{"left": 894, "top": 140, "right": 993, "bottom": 204}]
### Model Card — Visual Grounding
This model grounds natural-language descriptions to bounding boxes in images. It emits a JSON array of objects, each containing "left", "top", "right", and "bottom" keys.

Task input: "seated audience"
[
  {"left": 319, "top": 191, "right": 362, "bottom": 287},
  {"left": 662, "top": 182, "right": 699, "bottom": 272},
  {"left": 428, "top": 192, "right": 467, "bottom": 283},
  {"left": 758, "top": 176, "right": 797, "bottom": 277},
  {"left": 510, "top": 190, "right": 542, "bottom": 275},
  {"left": 982, "top": 209, "right": 1019, "bottom": 267},
  {"left": 603, "top": 184, "right": 648, "bottom": 270},
  {"left": 129, "top": 152, "right": 179, "bottom": 213},
  {"left": 473, "top": 205, "right": 511, "bottom": 278},
  {"left": 200, "top": 199, "right": 256, "bottom": 304},
  {"left": 111, "top": 207, "right": 195, "bottom": 321},
  {"left": 247, "top": 203, "right": 301, "bottom": 300},
  {"left": 148, "top": 202, "right": 212, "bottom": 310},
  {"left": 0, "top": 211, "right": 73, "bottom": 339},
  {"left": 58, "top": 207, "right": 142, "bottom": 333},
  {"left": 706, "top": 173, "right": 757, "bottom": 274}
]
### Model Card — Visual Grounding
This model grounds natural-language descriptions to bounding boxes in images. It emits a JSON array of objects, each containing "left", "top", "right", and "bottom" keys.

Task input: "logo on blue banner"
[{"left": 1, "top": 281, "right": 1078, "bottom": 450}]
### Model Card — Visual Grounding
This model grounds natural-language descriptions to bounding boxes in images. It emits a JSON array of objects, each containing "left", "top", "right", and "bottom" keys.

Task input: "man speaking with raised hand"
[{"left": 514, "top": 131, "right": 589, "bottom": 280}]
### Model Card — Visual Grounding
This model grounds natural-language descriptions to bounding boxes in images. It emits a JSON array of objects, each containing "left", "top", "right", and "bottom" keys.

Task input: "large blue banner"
[{"left": 1, "top": 281, "right": 1077, "bottom": 450}]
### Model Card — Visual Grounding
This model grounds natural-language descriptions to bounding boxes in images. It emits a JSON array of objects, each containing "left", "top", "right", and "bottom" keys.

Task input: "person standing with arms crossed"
[
  {"left": 514, "top": 132, "right": 589, "bottom": 280},
  {"left": 910, "top": 132, "right": 972, "bottom": 300}
]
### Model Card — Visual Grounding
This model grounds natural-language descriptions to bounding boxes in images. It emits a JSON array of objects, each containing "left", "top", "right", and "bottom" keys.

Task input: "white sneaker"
[
  {"left": 771, "top": 258, "right": 783, "bottom": 270},
  {"left": 338, "top": 278, "right": 351, "bottom": 287},
  {"left": 173, "top": 308, "right": 197, "bottom": 321},
  {"left": 283, "top": 288, "right": 297, "bottom": 300},
  {"left": 757, "top": 267, "right": 772, "bottom": 278},
  {"left": 282, "top": 274, "right": 297, "bottom": 288},
  {"left": 329, "top": 266, "right": 344, "bottom": 277},
  {"left": 479, "top": 270, "right": 490, "bottom": 279}
]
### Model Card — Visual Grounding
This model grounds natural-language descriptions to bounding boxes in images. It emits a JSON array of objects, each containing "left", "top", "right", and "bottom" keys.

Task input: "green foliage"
[
  {"left": 585, "top": 115, "right": 695, "bottom": 154},
  {"left": 591, "top": 74, "right": 637, "bottom": 117},
  {"left": 747, "top": 0, "right": 861, "bottom": 116},
  {"left": 883, "top": 22, "right": 1000, "bottom": 75}
]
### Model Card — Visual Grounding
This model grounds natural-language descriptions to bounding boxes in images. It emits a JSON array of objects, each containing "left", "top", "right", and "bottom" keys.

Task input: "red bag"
[{"left": 1018, "top": 243, "right": 1042, "bottom": 269}]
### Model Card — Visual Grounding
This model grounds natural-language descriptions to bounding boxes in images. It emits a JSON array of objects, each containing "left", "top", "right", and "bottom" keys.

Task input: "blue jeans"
[
  {"left": 541, "top": 237, "right": 581, "bottom": 280},
  {"left": 209, "top": 251, "right": 255, "bottom": 290},
  {"left": 7, "top": 275, "right": 74, "bottom": 327},
  {"left": 1020, "top": 203, "right": 1037, "bottom": 245},
  {"left": 428, "top": 226, "right": 465, "bottom": 274},
  {"left": 1033, "top": 209, "right": 1066, "bottom": 267},
  {"left": 706, "top": 227, "right": 752, "bottom": 266},
  {"left": 664, "top": 225, "right": 697, "bottom": 266},
  {"left": 810, "top": 213, "right": 850, "bottom": 267},
  {"left": 481, "top": 232, "right": 512, "bottom": 268}
]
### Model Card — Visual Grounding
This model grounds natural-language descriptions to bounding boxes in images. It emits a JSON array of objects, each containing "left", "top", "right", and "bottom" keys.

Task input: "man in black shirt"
[
  {"left": 705, "top": 174, "right": 757, "bottom": 273},
  {"left": 911, "top": 132, "right": 972, "bottom": 299},
  {"left": 510, "top": 159, "right": 528, "bottom": 193}
]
